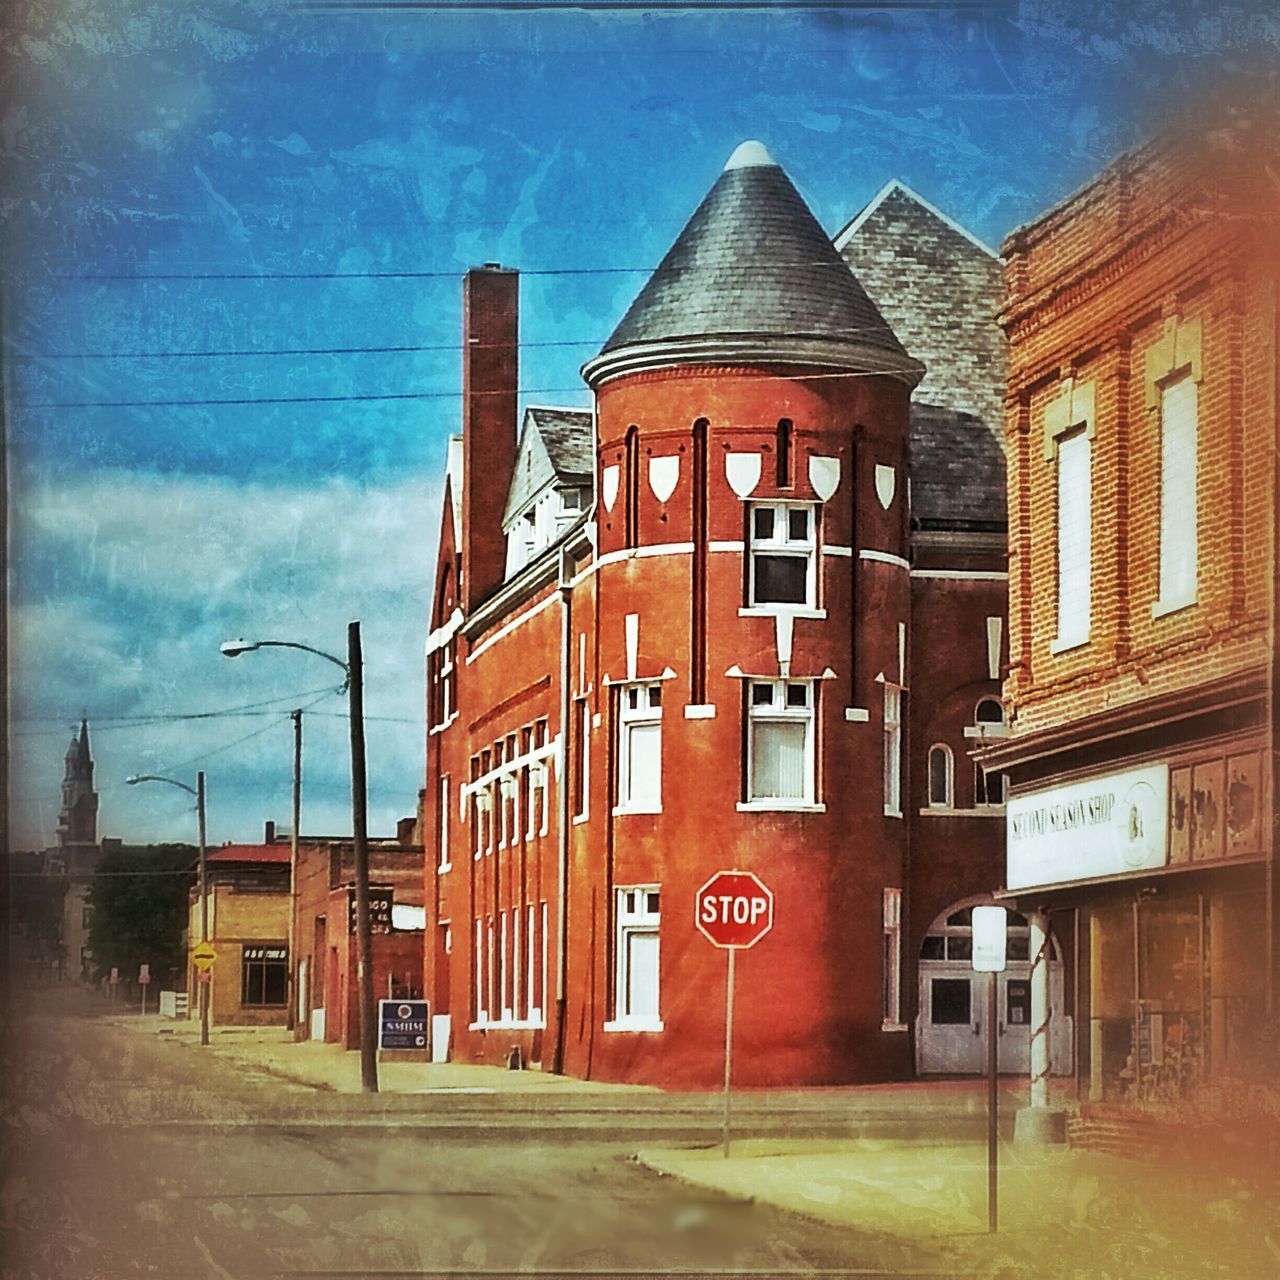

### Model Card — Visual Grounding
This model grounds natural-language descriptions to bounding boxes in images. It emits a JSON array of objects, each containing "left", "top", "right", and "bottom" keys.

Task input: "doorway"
[{"left": 916, "top": 901, "right": 1071, "bottom": 1075}]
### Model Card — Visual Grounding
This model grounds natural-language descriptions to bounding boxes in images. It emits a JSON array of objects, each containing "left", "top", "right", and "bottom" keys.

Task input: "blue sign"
[{"left": 379, "top": 999, "right": 429, "bottom": 1050}]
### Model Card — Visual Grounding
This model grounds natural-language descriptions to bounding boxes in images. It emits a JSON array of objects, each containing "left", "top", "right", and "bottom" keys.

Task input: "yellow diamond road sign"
[{"left": 192, "top": 941, "right": 217, "bottom": 971}]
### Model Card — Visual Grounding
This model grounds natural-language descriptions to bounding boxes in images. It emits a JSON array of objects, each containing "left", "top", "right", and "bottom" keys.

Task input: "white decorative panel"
[
  {"left": 648, "top": 455, "right": 680, "bottom": 504},
  {"left": 774, "top": 613, "right": 794, "bottom": 676},
  {"left": 986, "top": 616, "right": 1003, "bottom": 681},
  {"left": 625, "top": 613, "right": 639, "bottom": 681},
  {"left": 602, "top": 465, "right": 620, "bottom": 512},
  {"left": 726, "top": 452, "right": 761, "bottom": 498},
  {"left": 875, "top": 464, "right": 896, "bottom": 510},
  {"left": 809, "top": 455, "right": 841, "bottom": 502}
]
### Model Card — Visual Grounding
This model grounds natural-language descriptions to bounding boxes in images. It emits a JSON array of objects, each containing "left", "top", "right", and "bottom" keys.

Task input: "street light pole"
[
  {"left": 126, "top": 772, "right": 209, "bottom": 1046},
  {"left": 220, "top": 628, "right": 378, "bottom": 1092}
]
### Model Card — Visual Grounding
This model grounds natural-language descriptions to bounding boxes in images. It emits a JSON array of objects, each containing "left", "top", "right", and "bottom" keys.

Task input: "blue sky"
[{"left": 6, "top": 0, "right": 1277, "bottom": 849}]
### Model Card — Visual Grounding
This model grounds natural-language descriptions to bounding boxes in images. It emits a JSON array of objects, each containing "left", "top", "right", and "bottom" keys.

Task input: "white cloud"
[{"left": 10, "top": 467, "right": 442, "bottom": 852}]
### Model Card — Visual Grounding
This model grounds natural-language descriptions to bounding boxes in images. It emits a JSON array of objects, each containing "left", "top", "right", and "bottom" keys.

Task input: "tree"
[{"left": 87, "top": 845, "right": 196, "bottom": 986}]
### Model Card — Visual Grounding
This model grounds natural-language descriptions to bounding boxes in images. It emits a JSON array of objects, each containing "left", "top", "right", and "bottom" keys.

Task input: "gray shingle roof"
[
  {"left": 528, "top": 407, "right": 593, "bottom": 477},
  {"left": 836, "top": 181, "right": 1007, "bottom": 531},
  {"left": 583, "top": 143, "right": 922, "bottom": 387},
  {"left": 909, "top": 405, "right": 1006, "bottom": 530}
]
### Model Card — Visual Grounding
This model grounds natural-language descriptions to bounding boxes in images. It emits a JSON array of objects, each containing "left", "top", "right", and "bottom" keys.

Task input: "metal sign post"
[
  {"left": 695, "top": 870, "right": 774, "bottom": 1162},
  {"left": 972, "top": 905, "right": 1008, "bottom": 1234},
  {"left": 139, "top": 962, "right": 151, "bottom": 1017}
]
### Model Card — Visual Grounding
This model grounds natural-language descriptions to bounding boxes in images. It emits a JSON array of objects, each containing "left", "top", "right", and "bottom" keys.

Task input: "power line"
[
  {"left": 64, "top": 266, "right": 652, "bottom": 282},
  {"left": 22, "top": 338, "right": 602, "bottom": 361},
  {"left": 23, "top": 364, "right": 919, "bottom": 411}
]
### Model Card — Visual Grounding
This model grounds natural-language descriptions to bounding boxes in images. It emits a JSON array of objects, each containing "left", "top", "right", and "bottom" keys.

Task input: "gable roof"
[
  {"left": 583, "top": 141, "right": 922, "bottom": 388},
  {"left": 909, "top": 404, "right": 1006, "bottom": 531},
  {"left": 502, "top": 407, "right": 593, "bottom": 527},
  {"left": 207, "top": 844, "right": 291, "bottom": 866}
]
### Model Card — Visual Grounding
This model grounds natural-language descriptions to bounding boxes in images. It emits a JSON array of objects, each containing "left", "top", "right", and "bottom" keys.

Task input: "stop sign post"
[{"left": 695, "top": 871, "right": 774, "bottom": 1158}]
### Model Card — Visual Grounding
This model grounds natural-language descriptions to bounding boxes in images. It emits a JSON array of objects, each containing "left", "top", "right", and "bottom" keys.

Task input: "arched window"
[
  {"left": 927, "top": 744, "right": 953, "bottom": 809},
  {"left": 975, "top": 697, "right": 1005, "bottom": 727}
]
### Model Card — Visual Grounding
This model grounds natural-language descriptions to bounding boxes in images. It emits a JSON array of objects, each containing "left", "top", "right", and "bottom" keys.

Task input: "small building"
[
  {"left": 986, "top": 111, "right": 1278, "bottom": 1106},
  {"left": 187, "top": 843, "right": 291, "bottom": 1027},
  {"left": 291, "top": 819, "right": 426, "bottom": 1049}
]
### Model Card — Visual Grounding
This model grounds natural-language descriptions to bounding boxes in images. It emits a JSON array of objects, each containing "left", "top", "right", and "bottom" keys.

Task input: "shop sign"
[
  {"left": 379, "top": 999, "right": 428, "bottom": 1050},
  {"left": 243, "top": 945, "right": 287, "bottom": 963},
  {"left": 1007, "top": 763, "right": 1168, "bottom": 890},
  {"left": 348, "top": 888, "right": 394, "bottom": 934}
]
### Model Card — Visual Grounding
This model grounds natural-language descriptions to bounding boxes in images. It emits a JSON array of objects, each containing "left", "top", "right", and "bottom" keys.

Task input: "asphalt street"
[{"left": 2, "top": 990, "right": 960, "bottom": 1280}]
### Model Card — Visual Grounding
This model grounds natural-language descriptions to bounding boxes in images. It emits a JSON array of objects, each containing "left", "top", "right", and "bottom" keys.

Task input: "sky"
[{"left": 4, "top": 0, "right": 1278, "bottom": 851}]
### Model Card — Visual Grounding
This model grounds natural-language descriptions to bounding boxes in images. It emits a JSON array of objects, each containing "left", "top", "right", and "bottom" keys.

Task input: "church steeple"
[{"left": 57, "top": 720, "right": 98, "bottom": 849}]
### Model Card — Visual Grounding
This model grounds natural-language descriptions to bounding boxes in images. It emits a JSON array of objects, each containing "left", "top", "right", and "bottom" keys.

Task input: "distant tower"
[{"left": 57, "top": 719, "right": 99, "bottom": 851}]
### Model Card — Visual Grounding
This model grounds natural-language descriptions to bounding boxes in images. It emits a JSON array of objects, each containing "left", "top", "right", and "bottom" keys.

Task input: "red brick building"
[
  {"left": 424, "top": 142, "right": 1024, "bottom": 1086},
  {"left": 985, "top": 117, "right": 1278, "bottom": 1110}
]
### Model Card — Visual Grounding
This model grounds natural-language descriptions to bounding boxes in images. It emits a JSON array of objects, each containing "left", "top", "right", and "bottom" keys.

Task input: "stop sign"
[{"left": 695, "top": 870, "right": 774, "bottom": 949}]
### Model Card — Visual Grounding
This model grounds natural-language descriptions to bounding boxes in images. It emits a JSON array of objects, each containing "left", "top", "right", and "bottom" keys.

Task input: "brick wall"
[{"left": 1000, "top": 128, "right": 1277, "bottom": 738}]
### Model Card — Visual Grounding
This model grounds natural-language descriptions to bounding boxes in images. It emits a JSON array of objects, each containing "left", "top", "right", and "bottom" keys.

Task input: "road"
[{"left": 2, "top": 990, "right": 953, "bottom": 1280}]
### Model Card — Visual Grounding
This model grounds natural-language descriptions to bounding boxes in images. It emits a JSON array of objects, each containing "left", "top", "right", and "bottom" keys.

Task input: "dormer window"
[
  {"left": 748, "top": 503, "right": 817, "bottom": 608},
  {"left": 560, "top": 487, "right": 582, "bottom": 513}
]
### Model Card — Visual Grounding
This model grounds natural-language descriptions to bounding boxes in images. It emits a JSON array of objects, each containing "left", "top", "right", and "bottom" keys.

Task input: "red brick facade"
[
  {"left": 989, "top": 117, "right": 1278, "bottom": 1100},
  {"left": 424, "top": 149, "right": 1014, "bottom": 1086}
]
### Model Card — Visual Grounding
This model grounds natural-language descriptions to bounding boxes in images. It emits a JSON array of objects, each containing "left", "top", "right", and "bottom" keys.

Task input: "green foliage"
[
  {"left": 87, "top": 844, "right": 196, "bottom": 984},
  {"left": 9, "top": 851, "right": 66, "bottom": 954}
]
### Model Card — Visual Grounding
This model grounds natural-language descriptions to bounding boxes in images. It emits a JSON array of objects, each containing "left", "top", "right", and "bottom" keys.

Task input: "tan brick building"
[{"left": 985, "top": 113, "right": 1278, "bottom": 1112}]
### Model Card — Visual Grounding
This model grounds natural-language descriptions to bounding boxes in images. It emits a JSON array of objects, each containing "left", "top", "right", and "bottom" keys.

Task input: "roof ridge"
[{"left": 834, "top": 179, "right": 998, "bottom": 259}]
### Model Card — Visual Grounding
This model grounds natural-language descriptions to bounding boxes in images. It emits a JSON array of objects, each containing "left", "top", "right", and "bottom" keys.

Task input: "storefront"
[{"left": 995, "top": 732, "right": 1270, "bottom": 1104}]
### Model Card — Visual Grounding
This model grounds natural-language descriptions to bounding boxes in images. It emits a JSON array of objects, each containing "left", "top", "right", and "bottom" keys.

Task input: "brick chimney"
[
  {"left": 264, "top": 820, "right": 276, "bottom": 844},
  {"left": 461, "top": 264, "right": 519, "bottom": 611}
]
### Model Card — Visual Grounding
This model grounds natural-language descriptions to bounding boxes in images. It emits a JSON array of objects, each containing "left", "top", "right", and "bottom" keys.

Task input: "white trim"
[
  {"left": 427, "top": 711, "right": 459, "bottom": 737},
  {"left": 844, "top": 707, "right": 870, "bottom": 722},
  {"left": 603, "top": 1018, "right": 665, "bottom": 1033},
  {"left": 708, "top": 540, "right": 745, "bottom": 553},
  {"left": 461, "top": 738, "right": 559, "bottom": 801},
  {"left": 738, "top": 606, "right": 826, "bottom": 620},
  {"left": 918, "top": 805, "right": 1005, "bottom": 819},
  {"left": 910, "top": 569, "right": 1008, "bottom": 581},
  {"left": 466, "top": 594, "right": 558, "bottom": 665},
  {"left": 822, "top": 544, "right": 854, "bottom": 558},
  {"left": 833, "top": 178, "right": 998, "bottom": 258},
  {"left": 860, "top": 549, "right": 911, "bottom": 571},
  {"left": 736, "top": 801, "right": 827, "bottom": 813},
  {"left": 684, "top": 704, "right": 717, "bottom": 719},
  {"left": 425, "top": 608, "right": 464, "bottom": 657},
  {"left": 881, "top": 1022, "right": 909, "bottom": 1033},
  {"left": 963, "top": 723, "right": 1011, "bottom": 739}
]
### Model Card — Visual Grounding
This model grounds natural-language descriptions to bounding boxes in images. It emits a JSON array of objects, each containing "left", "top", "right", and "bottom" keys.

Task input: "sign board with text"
[
  {"left": 379, "top": 1000, "right": 429, "bottom": 1050},
  {"left": 349, "top": 887, "right": 394, "bottom": 935},
  {"left": 1006, "top": 764, "right": 1168, "bottom": 890},
  {"left": 971, "top": 906, "right": 1008, "bottom": 973},
  {"left": 695, "top": 871, "right": 774, "bottom": 949}
]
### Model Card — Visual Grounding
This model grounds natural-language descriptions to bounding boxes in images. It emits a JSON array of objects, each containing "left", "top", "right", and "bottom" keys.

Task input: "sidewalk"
[
  {"left": 636, "top": 1136, "right": 1280, "bottom": 1279},
  {"left": 119, "top": 1012, "right": 655, "bottom": 1096}
]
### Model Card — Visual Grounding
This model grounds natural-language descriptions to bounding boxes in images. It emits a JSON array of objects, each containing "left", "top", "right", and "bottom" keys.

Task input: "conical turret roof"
[{"left": 583, "top": 142, "right": 922, "bottom": 388}]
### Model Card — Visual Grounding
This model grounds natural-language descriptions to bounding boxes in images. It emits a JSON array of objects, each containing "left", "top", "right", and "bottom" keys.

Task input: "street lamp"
[
  {"left": 220, "top": 622, "right": 378, "bottom": 1093},
  {"left": 127, "top": 771, "right": 209, "bottom": 1046}
]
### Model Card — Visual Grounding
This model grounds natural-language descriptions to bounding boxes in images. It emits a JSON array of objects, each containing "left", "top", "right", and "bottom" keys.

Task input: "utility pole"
[
  {"left": 288, "top": 709, "right": 301, "bottom": 1034},
  {"left": 348, "top": 622, "right": 378, "bottom": 1093}
]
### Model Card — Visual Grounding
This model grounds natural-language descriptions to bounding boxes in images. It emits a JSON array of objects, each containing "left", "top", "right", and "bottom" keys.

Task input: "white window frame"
[
  {"left": 882, "top": 887, "right": 905, "bottom": 1031},
  {"left": 614, "top": 683, "right": 663, "bottom": 815},
  {"left": 926, "top": 744, "right": 953, "bottom": 810},
  {"left": 741, "top": 679, "right": 819, "bottom": 811},
  {"left": 975, "top": 763, "right": 1006, "bottom": 811},
  {"left": 573, "top": 696, "right": 591, "bottom": 822},
  {"left": 1155, "top": 374, "right": 1198, "bottom": 615},
  {"left": 604, "top": 886, "right": 663, "bottom": 1032},
  {"left": 438, "top": 774, "right": 451, "bottom": 873},
  {"left": 746, "top": 501, "right": 819, "bottom": 610},
  {"left": 883, "top": 683, "right": 903, "bottom": 817},
  {"left": 1050, "top": 429, "right": 1092, "bottom": 653}
]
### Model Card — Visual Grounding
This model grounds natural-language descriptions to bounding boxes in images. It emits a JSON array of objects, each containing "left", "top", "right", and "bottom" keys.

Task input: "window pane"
[
  {"left": 754, "top": 554, "right": 808, "bottom": 604},
  {"left": 947, "top": 936, "right": 973, "bottom": 961},
  {"left": 920, "top": 936, "right": 946, "bottom": 960},
  {"left": 625, "top": 931, "right": 660, "bottom": 1019},
  {"left": 1056, "top": 433, "right": 1091, "bottom": 642},
  {"left": 1008, "top": 935, "right": 1030, "bottom": 961},
  {"left": 787, "top": 508, "right": 809, "bottom": 541},
  {"left": 928, "top": 747, "right": 950, "bottom": 806},
  {"left": 751, "top": 683, "right": 774, "bottom": 707},
  {"left": 931, "top": 978, "right": 972, "bottom": 1025},
  {"left": 947, "top": 907, "right": 972, "bottom": 926},
  {"left": 751, "top": 720, "right": 807, "bottom": 800},
  {"left": 646, "top": 891, "right": 660, "bottom": 914},
  {"left": 627, "top": 688, "right": 639, "bottom": 710},
  {"left": 786, "top": 682, "right": 808, "bottom": 708},
  {"left": 648, "top": 685, "right": 661, "bottom": 708},
  {"left": 625, "top": 722, "right": 661, "bottom": 808},
  {"left": 976, "top": 698, "right": 1004, "bottom": 723},
  {"left": 753, "top": 507, "right": 775, "bottom": 541}
]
